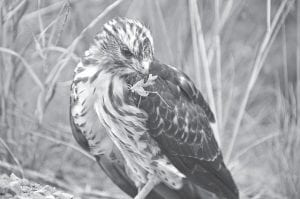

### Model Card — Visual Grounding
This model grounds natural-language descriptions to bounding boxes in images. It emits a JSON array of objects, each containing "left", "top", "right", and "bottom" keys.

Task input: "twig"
[
  {"left": 39, "top": 46, "right": 79, "bottom": 62},
  {"left": 230, "top": 133, "right": 279, "bottom": 165},
  {"left": 154, "top": 0, "right": 174, "bottom": 62},
  {"left": 4, "top": 0, "right": 27, "bottom": 22},
  {"left": 38, "top": 0, "right": 46, "bottom": 47},
  {"left": 26, "top": 130, "right": 96, "bottom": 161},
  {"left": 79, "top": 190, "right": 129, "bottom": 199},
  {"left": 0, "top": 138, "right": 24, "bottom": 177},
  {"left": 222, "top": 57, "right": 235, "bottom": 128},
  {"left": 21, "top": 1, "right": 65, "bottom": 22},
  {"left": 0, "top": 47, "right": 44, "bottom": 90},
  {"left": 214, "top": 0, "right": 223, "bottom": 134},
  {"left": 188, "top": 0, "right": 201, "bottom": 89},
  {"left": 217, "top": 0, "right": 234, "bottom": 33},
  {"left": 208, "top": 0, "right": 243, "bottom": 68},
  {"left": 190, "top": 0, "right": 221, "bottom": 145},
  {"left": 267, "top": 0, "right": 271, "bottom": 32},
  {"left": 297, "top": 0, "right": 300, "bottom": 125},
  {"left": 52, "top": 1, "right": 71, "bottom": 46},
  {"left": 281, "top": 23, "right": 289, "bottom": 98}
]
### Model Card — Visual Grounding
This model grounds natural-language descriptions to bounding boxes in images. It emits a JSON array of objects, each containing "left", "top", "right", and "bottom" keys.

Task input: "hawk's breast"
[{"left": 91, "top": 70, "right": 185, "bottom": 189}]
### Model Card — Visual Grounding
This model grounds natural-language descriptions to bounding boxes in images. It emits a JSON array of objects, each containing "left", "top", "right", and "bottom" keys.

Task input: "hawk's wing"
[{"left": 126, "top": 60, "right": 239, "bottom": 199}]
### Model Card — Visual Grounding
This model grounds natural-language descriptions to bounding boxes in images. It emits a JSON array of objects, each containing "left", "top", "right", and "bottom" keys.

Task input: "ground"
[{"left": 0, "top": 174, "right": 77, "bottom": 199}]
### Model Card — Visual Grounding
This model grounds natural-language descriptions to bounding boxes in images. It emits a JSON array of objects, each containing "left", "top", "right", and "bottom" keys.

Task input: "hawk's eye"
[{"left": 121, "top": 48, "right": 133, "bottom": 58}]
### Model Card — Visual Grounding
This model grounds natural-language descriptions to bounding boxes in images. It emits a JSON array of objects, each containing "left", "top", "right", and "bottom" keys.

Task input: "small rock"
[
  {"left": 20, "top": 178, "right": 29, "bottom": 186},
  {"left": 9, "top": 181, "right": 22, "bottom": 195},
  {"left": 53, "top": 191, "right": 74, "bottom": 199},
  {"left": 45, "top": 195, "right": 56, "bottom": 199},
  {"left": 10, "top": 173, "right": 20, "bottom": 181}
]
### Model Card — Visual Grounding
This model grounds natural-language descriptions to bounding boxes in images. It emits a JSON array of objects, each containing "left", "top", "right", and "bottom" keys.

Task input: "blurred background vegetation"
[{"left": 0, "top": 0, "right": 299, "bottom": 198}]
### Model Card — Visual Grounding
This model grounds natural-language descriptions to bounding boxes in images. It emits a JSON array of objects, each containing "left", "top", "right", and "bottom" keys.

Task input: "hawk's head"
[{"left": 91, "top": 17, "right": 154, "bottom": 74}]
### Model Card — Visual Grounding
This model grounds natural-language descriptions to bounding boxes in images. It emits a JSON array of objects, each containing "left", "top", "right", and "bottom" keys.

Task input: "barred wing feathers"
[{"left": 125, "top": 60, "right": 239, "bottom": 199}]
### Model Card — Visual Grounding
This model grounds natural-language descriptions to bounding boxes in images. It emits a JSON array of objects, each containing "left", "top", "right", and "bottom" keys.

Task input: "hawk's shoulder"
[{"left": 148, "top": 61, "right": 215, "bottom": 123}]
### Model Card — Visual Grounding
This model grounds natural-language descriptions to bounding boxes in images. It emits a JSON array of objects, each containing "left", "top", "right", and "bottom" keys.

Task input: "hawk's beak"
[{"left": 141, "top": 60, "right": 150, "bottom": 74}]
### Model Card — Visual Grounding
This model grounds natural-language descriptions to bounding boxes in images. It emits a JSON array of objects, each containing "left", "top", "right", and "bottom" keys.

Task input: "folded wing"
[{"left": 125, "top": 60, "right": 239, "bottom": 199}]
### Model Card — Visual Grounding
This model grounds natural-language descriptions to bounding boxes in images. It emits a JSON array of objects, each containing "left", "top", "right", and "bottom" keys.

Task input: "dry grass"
[{"left": 0, "top": 0, "right": 299, "bottom": 198}]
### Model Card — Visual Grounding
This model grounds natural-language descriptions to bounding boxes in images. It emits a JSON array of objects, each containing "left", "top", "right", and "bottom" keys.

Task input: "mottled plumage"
[{"left": 70, "top": 17, "right": 239, "bottom": 199}]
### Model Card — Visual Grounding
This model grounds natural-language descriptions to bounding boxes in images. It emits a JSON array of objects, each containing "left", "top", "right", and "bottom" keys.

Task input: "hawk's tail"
[
  {"left": 180, "top": 162, "right": 239, "bottom": 199},
  {"left": 181, "top": 176, "right": 239, "bottom": 199}
]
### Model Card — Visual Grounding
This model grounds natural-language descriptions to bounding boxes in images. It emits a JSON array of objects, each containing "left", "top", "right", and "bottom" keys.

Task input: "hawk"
[{"left": 70, "top": 18, "right": 239, "bottom": 199}]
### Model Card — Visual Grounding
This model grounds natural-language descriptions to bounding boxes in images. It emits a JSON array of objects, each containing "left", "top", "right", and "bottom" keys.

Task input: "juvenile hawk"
[{"left": 70, "top": 18, "right": 239, "bottom": 199}]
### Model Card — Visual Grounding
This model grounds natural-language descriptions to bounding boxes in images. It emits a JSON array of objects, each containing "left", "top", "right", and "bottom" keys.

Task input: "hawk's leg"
[{"left": 134, "top": 175, "right": 160, "bottom": 199}]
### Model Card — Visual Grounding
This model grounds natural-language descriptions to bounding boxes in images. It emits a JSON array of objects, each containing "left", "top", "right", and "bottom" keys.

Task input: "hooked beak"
[{"left": 141, "top": 60, "right": 150, "bottom": 74}]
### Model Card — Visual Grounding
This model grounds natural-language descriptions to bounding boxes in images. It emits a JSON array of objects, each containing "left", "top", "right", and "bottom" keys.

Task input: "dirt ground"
[{"left": 0, "top": 173, "right": 78, "bottom": 199}]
